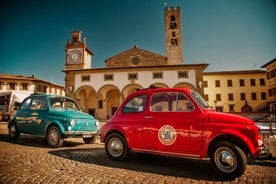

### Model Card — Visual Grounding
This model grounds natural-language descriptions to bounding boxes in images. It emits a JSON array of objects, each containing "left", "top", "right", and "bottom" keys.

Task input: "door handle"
[{"left": 145, "top": 116, "right": 153, "bottom": 119}]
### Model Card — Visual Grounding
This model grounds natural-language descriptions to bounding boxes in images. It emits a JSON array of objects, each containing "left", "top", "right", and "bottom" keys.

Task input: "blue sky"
[{"left": 1, "top": 0, "right": 275, "bottom": 86}]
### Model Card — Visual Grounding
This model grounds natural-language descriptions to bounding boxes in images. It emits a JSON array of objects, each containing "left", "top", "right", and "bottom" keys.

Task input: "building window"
[
  {"left": 171, "top": 38, "right": 178, "bottom": 45},
  {"left": 251, "top": 93, "right": 257, "bottom": 100},
  {"left": 8, "top": 82, "right": 16, "bottom": 90},
  {"left": 104, "top": 74, "right": 114, "bottom": 81},
  {"left": 73, "top": 37, "right": 78, "bottom": 45},
  {"left": 153, "top": 72, "right": 163, "bottom": 79},
  {"left": 240, "top": 93, "right": 246, "bottom": 100},
  {"left": 178, "top": 71, "right": 188, "bottom": 78},
  {"left": 36, "top": 84, "right": 47, "bottom": 93},
  {"left": 228, "top": 93, "right": 234, "bottom": 101},
  {"left": 267, "top": 69, "right": 276, "bottom": 79},
  {"left": 239, "top": 79, "right": 245, "bottom": 86},
  {"left": 171, "top": 15, "right": 176, "bottom": 21},
  {"left": 21, "top": 83, "right": 28, "bottom": 90},
  {"left": 229, "top": 104, "right": 235, "bottom": 112},
  {"left": 227, "top": 80, "right": 233, "bottom": 87},
  {"left": 216, "top": 94, "right": 221, "bottom": 101},
  {"left": 261, "top": 92, "right": 266, "bottom": 100},
  {"left": 204, "top": 94, "right": 209, "bottom": 101},
  {"left": 128, "top": 73, "right": 138, "bottom": 80},
  {"left": 216, "top": 106, "right": 223, "bottom": 112},
  {"left": 203, "top": 81, "right": 208, "bottom": 88},
  {"left": 250, "top": 79, "right": 256, "bottom": 86},
  {"left": 0, "top": 82, "right": 3, "bottom": 90},
  {"left": 215, "top": 80, "right": 220, "bottom": 87},
  {"left": 260, "top": 78, "right": 265, "bottom": 86},
  {"left": 268, "top": 88, "right": 276, "bottom": 97},
  {"left": 170, "top": 22, "right": 177, "bottom": 29},
  {"left": 172, "top": 32, "right": 176, "bottom": 37},
  {"left": 81, "top": 75, "right": 90, "bottom": 82}
]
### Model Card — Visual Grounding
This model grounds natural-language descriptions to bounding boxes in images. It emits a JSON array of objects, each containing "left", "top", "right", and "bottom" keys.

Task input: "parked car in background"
[
  {"left": 0, "top": 91, "right": 31, "bottom": 122},
  {"left": 8, "top": 94, "right": 99, "bottom": 148},
  {"left": 100, "top": 87, "right": 270, "bottom": 178}
]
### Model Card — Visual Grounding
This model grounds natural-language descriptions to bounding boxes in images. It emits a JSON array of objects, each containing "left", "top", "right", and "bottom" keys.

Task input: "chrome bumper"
[{"left": 64, "top": 130, "right": 98, "bottom": 137}]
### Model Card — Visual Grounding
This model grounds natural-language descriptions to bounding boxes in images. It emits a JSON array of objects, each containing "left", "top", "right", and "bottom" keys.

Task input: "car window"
[
  {"left": 122, "top": 95, "right": 147, "bottom": 113},
  {"left": 151, "top": 92, "right": 175, "bottom": 112},
  {"left": 40, "top": 98, "right": 48, "bottom": 109},
  {"left": 173, "top": 93, "right": 194, "bottom": 111},
  {"left": 30, "top": 97, "right": 47, "bottom": 110},
  {"left": 151, "top": 92, "right": 193, "bottom": 112},
  {"left": 21, "top": 98, "right": 31, "bottom": 110},
  {"left": 50, "top": 97, "right": 80, "bottom": 110},
  {"left": 191, "top": 91, "right": 211, "bottom": 109}
]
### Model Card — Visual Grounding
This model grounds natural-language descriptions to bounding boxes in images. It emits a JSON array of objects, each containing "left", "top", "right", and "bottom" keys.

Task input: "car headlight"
[
  {"left": 95, "top": 120, "right": 100, "bottom": 128},
  {"left": 68, "top": 119, "right": 75, "bottom": 131},
  {"left": 70, "top": 119, "right": 75, "bottom": 126},
  {"left": 258, "top": 139, "right": 263, "bottom": 147}
]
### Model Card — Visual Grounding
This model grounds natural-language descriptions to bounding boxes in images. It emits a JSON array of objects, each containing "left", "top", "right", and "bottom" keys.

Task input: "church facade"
[{"left": 63, "top": 7, "right": 208, "bottom": 120}]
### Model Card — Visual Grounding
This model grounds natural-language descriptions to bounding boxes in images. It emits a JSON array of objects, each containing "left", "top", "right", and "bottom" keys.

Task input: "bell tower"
[
  {"left": 164, "top": 6, "right": 184, "bottom": 65},
  {"left": 65, "top": 30, "right": 94, "bottom": 70}
]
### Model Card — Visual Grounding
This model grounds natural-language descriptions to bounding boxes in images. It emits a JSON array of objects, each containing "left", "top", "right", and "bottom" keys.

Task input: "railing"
[
  {"left": 229, "top": 112, "right": 276, "bottom": 135},
  {"left": 252, "top": 102, "right": 268, "bottom": 112}
]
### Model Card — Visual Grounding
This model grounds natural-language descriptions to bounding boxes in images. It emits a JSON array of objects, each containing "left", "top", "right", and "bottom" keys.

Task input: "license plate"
[{"left": 83, "top": 134, "right": 92, "bottom": 138}]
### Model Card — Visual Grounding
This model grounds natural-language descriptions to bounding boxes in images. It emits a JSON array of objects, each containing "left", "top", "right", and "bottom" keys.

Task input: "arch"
[
  {"left": 122, "top": 83, "right": 143, "bottom": 99},
  {"left": 75, "top": 85, "right": 97, "bottom": 116},
  {"left": 97, "top": 84, "right": 120, "bottom": 97},
  {"left": 150, "top": 83, "right": 168, "bottom": 88},
  {"left": 97, "top": 84, "right": 121, "bottom": 120},
  {"left": 174, "top": 82, "right": 195, "bottom": 90}
]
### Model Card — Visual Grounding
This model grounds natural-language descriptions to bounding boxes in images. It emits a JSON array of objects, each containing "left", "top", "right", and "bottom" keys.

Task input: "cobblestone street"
[{"left": 0, "top": 123, "right": 276, "bottom": 184}]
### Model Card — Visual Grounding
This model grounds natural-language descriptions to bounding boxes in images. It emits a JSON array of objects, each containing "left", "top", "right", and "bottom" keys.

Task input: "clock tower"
[{"left": 65, "top": 31, "right": 94, "bottom": 70}]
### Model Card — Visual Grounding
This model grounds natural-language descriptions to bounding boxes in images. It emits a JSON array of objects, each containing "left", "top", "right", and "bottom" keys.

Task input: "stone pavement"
[{"left": 0, "top": 122, "right": 275, "bottom": 184}]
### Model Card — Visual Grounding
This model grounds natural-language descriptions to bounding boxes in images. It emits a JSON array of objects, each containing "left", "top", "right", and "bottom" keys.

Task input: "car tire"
[
  {"left": 46, "top": 126, "right": 64, "bottom": 148},
  {"left": 210, "top": 141, "right": 247, "bottom": 179},
  {"left": 105, "top": 133, "right": 128, "bottom": 161},
  {"left": 83, "top": 136, "right": 97, "bottom": 144},
  {"left": 8, "top": 122, "right": 20, "bottom": 141}
]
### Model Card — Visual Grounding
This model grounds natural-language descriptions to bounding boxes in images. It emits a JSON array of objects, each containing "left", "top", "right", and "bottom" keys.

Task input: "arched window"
[
  {"left": 171, "top": 38, "right": 178, "bottom": 45},
  {"left": 170, "top": 22, "right": 177, "bottom": 29},
  {"left": 172, "top": 32, "right": 176, "bottom": 37},
  {"left": 171, "top": 15, "right": 176, "bottom": 21}
]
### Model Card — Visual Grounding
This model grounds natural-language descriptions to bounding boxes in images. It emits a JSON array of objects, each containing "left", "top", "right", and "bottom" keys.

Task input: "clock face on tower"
[{"left": 67, "top": 48, "right": 83, "bottom": 64}]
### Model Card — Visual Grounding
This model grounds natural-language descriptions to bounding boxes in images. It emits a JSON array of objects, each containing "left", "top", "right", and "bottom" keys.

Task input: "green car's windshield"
[
  {"left": 191, "top": 91, "right": 212, "bottom": 110},
  {"left": 50, "top": 97, "right": 80, "bottom": 111}
]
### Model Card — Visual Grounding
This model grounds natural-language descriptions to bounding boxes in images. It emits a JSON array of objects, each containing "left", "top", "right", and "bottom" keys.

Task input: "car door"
[
  {"left": 15, "top": 97, "right": 32, "bottom": 133},
  {"left": 143, "top": 91, "right": 204, "bottom": 154},
  {"left": 28, "top": 96, "right": 48, "bottom": 135},
  {"left": 115, "top": 94, "right": 147, "bottom": 149}
]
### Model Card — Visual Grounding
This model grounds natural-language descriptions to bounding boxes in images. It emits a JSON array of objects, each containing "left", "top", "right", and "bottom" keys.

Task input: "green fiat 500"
[{"left": 8, "top": 94, "right": 99, "bottom": 148}]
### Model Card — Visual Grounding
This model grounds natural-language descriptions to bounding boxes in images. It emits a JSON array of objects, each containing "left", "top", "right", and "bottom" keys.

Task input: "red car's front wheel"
[
  {"left": 105, "top": 133, "right": 128, "bottom": 161},
  {"left": 210, "top": 141, "right": 247, "bottom": 179}
]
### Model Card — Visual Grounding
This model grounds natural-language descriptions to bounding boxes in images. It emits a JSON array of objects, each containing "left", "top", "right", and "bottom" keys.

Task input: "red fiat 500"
[{"left": 100, "top": 87, "right": 269, "bottom": 178}]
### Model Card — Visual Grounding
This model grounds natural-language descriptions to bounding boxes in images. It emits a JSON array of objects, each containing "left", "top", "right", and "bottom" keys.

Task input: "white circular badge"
[{"left": 158, "top": 125, "right": 177, "bottom": 145}]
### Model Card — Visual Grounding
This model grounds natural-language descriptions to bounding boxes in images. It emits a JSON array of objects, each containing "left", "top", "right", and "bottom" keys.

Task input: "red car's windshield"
[{"left": 191, "top": 91, "right": 212, "bottom": 110}]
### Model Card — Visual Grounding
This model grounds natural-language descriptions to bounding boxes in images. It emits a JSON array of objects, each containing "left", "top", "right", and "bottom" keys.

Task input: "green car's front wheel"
[{"left": 46, "top": 126, "right": 64, "bottom": 148}]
